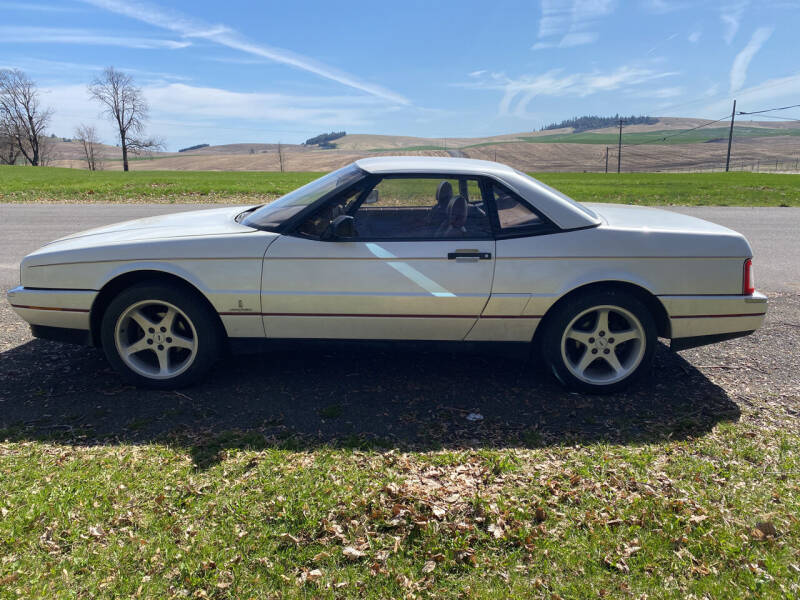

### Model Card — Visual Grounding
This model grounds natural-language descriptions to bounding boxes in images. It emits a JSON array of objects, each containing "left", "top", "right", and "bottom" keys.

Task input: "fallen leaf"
[
  {"left": 488, "top": 522, "right": 505, "bottom": 539},
  {"left": 422, "top": 560, "right": 436, "bottom": 574},
  {"left": 307, "top": 569, "right": 323, "bottom": 581},
  {"left": 343, "top": 546, "right": 366, "bottom": 560},
  {"left": 88, "top": 525, "right": 105, "bottom": 539},
  {"left": 754, "top": 521, "right": 778, "bottom": 538},
  {"left": 279, "top": 533, "right": 300, "bottom": 545}
]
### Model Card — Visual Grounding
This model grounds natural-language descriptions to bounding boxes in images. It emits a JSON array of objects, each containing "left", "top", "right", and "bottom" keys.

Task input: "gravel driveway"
[{"left": 1, "top": 204, "right": 798, "bottom": 457}]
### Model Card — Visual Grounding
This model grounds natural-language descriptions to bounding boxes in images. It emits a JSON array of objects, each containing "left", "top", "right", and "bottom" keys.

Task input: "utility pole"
[
  {"left": 617, "top": 119, "right": 623, "bottom": 173},
  {"left": 605, "top": 146, "right": 609, "bottom": 173},
  {"left": 725, "top": 99, "right": 736, "bottom": 172}
]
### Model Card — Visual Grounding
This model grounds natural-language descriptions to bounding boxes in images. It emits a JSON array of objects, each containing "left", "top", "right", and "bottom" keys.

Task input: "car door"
[{"left": 261, "top": 175, "right": 495, "bottom": 340}]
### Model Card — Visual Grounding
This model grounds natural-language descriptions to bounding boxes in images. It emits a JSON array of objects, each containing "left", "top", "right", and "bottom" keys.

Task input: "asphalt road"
[{"left": 1, "top": 203, "right": 798, "bottom": 292}]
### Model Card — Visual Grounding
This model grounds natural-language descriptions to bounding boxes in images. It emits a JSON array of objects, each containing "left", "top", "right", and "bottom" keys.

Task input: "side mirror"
[
  {"left": 363, "top": 189, "right": 379, "bottom": 204},
  {"left": 323, "top": 214, "right": 356, "bottom": 240}
]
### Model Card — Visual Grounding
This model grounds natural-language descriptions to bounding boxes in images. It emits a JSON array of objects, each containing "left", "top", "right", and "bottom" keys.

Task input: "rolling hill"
[{"left": 44, "top": 117, "right": 800, "bottom": 173}]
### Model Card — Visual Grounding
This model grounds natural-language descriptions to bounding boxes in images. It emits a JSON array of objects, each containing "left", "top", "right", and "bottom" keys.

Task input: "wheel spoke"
[
  {"left": 603, "top": 351, "right": 624, "bottom": 375},
  {"left": 567, "top": 329, "right": 593, "bottom": 346},
  {"left": 130, "top": 309, "right": 158, "bottom": 332},
  {"left": 595, "top": 308, "right": 610, "bottom": 335},
  {"left": 159, "top": 307, "right": 177, "bottom": 333},
  {"left": 612, "top": 328, "right": 639, "bottom": 344},
  {"left": 171, "top": 333, "right": 194, "bottom": 351},
  {"left": 575, "top": 349, "right": 596, "bottom": 375},
  {"left": 156, "top": 350, "right": 170, "bottom": 375},
  {"left": 124, "top": 337, "right": 151, "bottom": 356}
]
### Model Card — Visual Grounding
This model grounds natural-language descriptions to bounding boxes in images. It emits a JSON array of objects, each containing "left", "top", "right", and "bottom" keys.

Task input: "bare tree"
[
  {"left": 0, "top": 120, "right": 20, "bottom": 165},
  {"left": 88, "top": 67, "right": 161, "bottom": 171},
  {"left": 277, "top": 141, "right": 284, "bottom": 172},
  {"left": 0, "top": 69, "right": 52, "bottom": 166},
  {"left": 74, "top": 123, "right": 103, "bottom": 170}
]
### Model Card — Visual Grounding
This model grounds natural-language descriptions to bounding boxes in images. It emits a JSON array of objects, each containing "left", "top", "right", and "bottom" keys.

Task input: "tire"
[
  {"left": 541, "top": 290, "right": 656, "bottom": 394},
  {"left": 100, "top": 282, "right": 222, "bottom": 389}
]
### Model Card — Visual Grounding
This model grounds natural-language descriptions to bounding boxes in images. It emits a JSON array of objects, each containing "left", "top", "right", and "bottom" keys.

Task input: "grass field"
[
  {"left": 515, "top": 126, "right": 800, "bottom": 146},
  {"left": 1, "top": 166, "right": 798, "bottom": 206},
  {"left": 2, "top": 396, "right": 798, "bottom": 598}
]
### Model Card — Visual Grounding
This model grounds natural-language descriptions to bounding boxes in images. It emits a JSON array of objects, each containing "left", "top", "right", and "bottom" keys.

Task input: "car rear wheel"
[
  {"left": 541, "top": 290, "right": 656, "bottom": 393},
  {"left": 100, "top": 282, "right": 221, "bottom": 389}
]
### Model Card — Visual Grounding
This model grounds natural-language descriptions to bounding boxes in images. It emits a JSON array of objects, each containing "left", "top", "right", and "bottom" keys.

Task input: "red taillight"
[{"left": 743, "top": 259, "right": 755, "bottom": 295}]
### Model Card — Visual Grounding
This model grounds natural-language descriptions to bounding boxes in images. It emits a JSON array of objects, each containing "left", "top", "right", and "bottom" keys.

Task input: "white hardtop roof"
[
  {"left": 354, "top": 156, "right": 600, "bottom": 230},
  {"left": 356, "top": 156, "right": 517, "bottom": 177}
]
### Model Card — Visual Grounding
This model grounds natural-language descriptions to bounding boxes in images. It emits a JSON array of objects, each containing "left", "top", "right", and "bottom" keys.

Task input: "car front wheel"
[
  {"left": 541, "top": 291, "right": 656, "bottom": 393},
  {"left": 100, "top": 282, "right": 222, "bottom": 389}
]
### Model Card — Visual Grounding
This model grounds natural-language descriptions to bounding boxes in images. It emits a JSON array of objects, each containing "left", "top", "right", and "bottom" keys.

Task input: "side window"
[
  {"left": 489, "top": 182, "right": 547, "bottom": 233},
  {"left": 351, "top": 176, "right": 491, "bottom": 240},
  {"left": 296, "top": 186, "right": 363, "bottom": 238}
]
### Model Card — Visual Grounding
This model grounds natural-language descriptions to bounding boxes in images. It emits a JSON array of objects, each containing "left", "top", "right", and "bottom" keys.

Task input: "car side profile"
[{"left": 8, "top": 157, "right": 766, "bottom": 393}]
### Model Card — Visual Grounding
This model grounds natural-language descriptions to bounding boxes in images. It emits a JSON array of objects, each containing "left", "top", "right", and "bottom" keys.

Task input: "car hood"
[
  {"left": 583, "top": 203, "right": 738, "bottom": 236},
  {"left": 48, "top": 206, "right": 257, "bottom": 248}
]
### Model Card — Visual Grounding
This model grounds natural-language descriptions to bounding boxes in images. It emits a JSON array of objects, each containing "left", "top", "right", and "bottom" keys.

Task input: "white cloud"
[
  {"left": 688, "top": 30, "right": 702, "bottom": 43},
  {"left": 80, "top": 0, "right": 410, "bottom": 105},
  {"left": 559, "top": 32, "right": 600, "bottom": 47},
  {"left": 699, "top": 71, "right": 800, "bottom": 117},
  {"left": 460, "top": 66, "right": 678, "bottom": 118},
  {"left": 39, "top": 82, "right": 401, "bottom": 147},
  {"left": 0, "top": 2, "right": 85, "bottom": 11},
  {"left": 532, "top": 0, "right": 615, "bottom": 49},
  {"left": 642, "top": 0, "right": 689, "bottom": 13},
  {"left": 721, "top": 1, "right": 749, "bottom": 45},
  {"left": 0, "top": 26, "right": 190, "bottom": 49},
  {"left": 730, "top": 26, "right": 774, "bottom": 93}
]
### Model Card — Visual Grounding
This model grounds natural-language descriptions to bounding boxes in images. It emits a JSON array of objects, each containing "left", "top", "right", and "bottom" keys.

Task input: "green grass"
[
  {"left": 532, "top": 171, "right": 800, "bottom": 207},
  {"left": 513, "top": 126, "right": 800, "bottom": 146},
  {"left": 1, "top": 399, "right": 799, "bottom": 598},
  {"left": 0, "top": 166, "right": 320, "bottom": 204},
  {"left": 1, "top": 166, "right": 798, "bottom": 206}
]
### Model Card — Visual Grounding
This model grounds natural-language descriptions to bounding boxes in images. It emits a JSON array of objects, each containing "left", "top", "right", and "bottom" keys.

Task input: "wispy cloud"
[
  {"left": 0, "top": 26, "right": 190, "bottom": 49},
  {"left": 721, "top": 1, "right": 749, "bottom": 45},
  {"left": 730, "top": 26, "right": 774, "bottom": 93},
  {"left": 459, "top": 66, "right": 678, "bottom": 118},
  {"left": 532, "top": 0, "right": 615, "bottom": 50},
  {"left": 6, "top": 57, "right": 190, "bottom": 82},
  {"left": 688, "top": 30, "right": 702, "bottom": 43},
  {"left": 79, "top": 0, "right": 410, "bottom": 105},
  {"left": 699, "top": 71, "right": 800, "bottom": 117},
  {"left": 0, "top": 2, "right": 85, "bottom": 11},
  {"left": 39, "top": 82, "right": 402, "bottom": 146}
]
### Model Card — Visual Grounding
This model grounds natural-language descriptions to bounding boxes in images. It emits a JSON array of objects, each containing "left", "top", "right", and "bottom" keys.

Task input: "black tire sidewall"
[
  {"left": 100, "top": 282, "right": 221, "bottom": 389},
  {"left": 542, "top": 290, "right": 656, "bottom": 394}
]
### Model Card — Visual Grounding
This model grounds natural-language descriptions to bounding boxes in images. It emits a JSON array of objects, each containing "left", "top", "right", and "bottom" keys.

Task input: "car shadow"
[{"left": 0, "top": 339, "right": 739, "bottom": 468}]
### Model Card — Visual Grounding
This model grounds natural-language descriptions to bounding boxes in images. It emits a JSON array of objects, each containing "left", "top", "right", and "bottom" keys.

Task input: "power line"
[
  {"left": 620, "top": 114, "right": 731, "bottom": 148},
  {"left": 748, "top": 113, "right": 800, "bottom": 122},
  {"left": 738, "top": 103, "right": 800, "bottom": 116}
]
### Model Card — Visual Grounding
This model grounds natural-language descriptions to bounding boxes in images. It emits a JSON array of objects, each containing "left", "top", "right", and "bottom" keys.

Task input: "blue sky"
[{"left": 2, "top": 0, "right": 799, "bottom": 150}]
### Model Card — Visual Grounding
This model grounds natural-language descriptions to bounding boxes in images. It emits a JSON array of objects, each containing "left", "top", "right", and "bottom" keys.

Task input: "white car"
[{"left": 8, "top": 157, "right": 766, "bottom": 392}]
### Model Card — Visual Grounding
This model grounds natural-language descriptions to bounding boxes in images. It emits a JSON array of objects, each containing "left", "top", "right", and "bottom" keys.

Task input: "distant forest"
[
  {"left": 542, "top": 115, "right": 658, "bottom": 133},
  {"left": 178, "top": 143, "right": 209, "bottom": 153},
  {"left": 304, "top": 131, "right": 346, "bottom": 148}
]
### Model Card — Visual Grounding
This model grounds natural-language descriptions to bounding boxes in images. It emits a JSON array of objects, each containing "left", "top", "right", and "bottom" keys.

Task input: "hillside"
[{"left": 44, "top": 117, "right": 800, "bottom": 173}]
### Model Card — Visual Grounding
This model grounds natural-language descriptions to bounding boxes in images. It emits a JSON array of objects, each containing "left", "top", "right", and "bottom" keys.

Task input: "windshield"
[{"left": 243, "top": 163, "right": 365, "bottom": 230}]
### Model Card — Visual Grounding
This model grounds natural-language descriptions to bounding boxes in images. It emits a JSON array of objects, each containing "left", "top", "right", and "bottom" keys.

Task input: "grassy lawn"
[
  {"left": 1, "top": 397, "right": 798, "bottom": 598},
  {"left": 1, "top": 165, "right": 799, "bottom": 207}
]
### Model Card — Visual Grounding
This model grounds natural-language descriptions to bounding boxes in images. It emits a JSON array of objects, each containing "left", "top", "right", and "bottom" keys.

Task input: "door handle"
[{"left": 447, "top": 251, "right": 491, "bottom": 260}]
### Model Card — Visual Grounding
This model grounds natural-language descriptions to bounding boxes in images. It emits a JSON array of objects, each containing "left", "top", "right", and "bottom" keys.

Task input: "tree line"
[
  {"left": 303, "top": 131, "right": 346, "bottom": 147},
  {"left": 0, "top": 66, "right": 162, "bottom": 171},
  {"left": 541, "top": 115, "right": 658, "bottom": 133}
]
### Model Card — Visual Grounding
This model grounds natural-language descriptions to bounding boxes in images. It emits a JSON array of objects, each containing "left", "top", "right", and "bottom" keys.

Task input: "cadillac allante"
[{"left": 8, "top": 157, "right": 766, "bottom": 393}]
